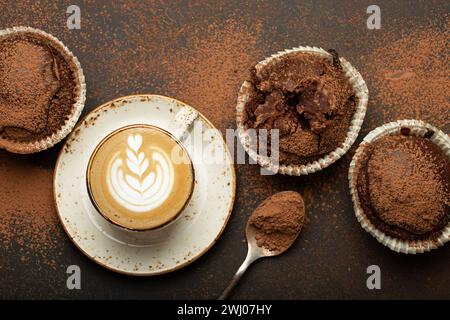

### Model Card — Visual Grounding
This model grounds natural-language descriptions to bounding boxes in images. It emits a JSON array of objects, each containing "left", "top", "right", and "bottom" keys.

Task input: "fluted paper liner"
[
  {"left": 0, "top": 26, "right": 86, "bottom": 154},
  {"left": 236, "top": 46, "right": 369, "bottom": 175},
  {"left": 349, "top": 119, "right": 450, "bottom": 254}
]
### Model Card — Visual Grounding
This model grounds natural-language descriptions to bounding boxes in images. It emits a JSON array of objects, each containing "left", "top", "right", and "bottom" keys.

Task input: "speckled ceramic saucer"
[{"left": 54, "top": 94, "right": 236, "bottom": 275}]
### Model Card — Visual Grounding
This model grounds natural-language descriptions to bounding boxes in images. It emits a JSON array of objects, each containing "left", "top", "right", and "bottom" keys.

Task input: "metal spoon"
[{"left": 218, "top": 218, "right": 301, "bottom": 300}]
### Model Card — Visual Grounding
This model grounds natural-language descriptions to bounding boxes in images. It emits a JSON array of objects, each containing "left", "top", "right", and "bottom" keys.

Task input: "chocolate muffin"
[
  {"left": 356, "top": 133, "right": 450, "bottom": 241},
  {"left": 0, "top": 31, "right": 80, "bottom": 142},
  {"left": 242, "top": 51, "right": 357, "bottom": 166}
]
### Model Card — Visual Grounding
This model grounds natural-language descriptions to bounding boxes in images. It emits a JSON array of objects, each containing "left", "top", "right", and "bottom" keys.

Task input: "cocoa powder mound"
[
  {"left": 0, "top": 152, "right": 63, "bottom": 269},
  {"left": 249, "top": 191, "right": 306, "bottom": 252}
]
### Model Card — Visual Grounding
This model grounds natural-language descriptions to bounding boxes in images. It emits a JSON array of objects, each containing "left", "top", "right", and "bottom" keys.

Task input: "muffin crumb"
[{"left": 243, "top": 51, "right": 356, "bottom": 166}]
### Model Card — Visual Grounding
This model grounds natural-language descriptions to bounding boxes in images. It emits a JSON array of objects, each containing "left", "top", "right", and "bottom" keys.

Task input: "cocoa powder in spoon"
[{"left": 249, "top": 191, "right": 306, "bottom": 252}]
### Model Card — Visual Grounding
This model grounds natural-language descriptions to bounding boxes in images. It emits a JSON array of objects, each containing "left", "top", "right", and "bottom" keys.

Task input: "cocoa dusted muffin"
[
  {"left": 356, "top": 132, "right": 450, "bottom": 241},
  {"left": 242, "top": 51, "right": 356, "bottom": 166},
  {"left": 0, "top": 31, "right": 79, "bottom": 142}
]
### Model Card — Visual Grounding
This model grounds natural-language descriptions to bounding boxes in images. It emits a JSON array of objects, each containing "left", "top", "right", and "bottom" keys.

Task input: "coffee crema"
[{"left": 87, "top": 125, "right": 194, "bottom": 230}]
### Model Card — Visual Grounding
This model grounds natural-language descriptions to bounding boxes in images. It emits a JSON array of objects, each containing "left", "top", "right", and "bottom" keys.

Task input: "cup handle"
[{"left": 169, "top": 107, "right": 199, "bottom": 142}]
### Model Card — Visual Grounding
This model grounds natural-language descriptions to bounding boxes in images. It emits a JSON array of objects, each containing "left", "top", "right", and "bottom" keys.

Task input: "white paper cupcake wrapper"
[
  {"left": 236, "top": 46, "right": 369, "bottom": 175},
  {"left": 349, "top": 119, "right": 450, "bottom": 254},
  {"left": 0, "top": 26, "right": 86, "bottom": 154}
]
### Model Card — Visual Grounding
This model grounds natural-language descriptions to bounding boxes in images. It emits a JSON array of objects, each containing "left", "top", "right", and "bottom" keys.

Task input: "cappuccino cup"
[{"left": 87, "top": 123, "right": 195, "bottom": 231}]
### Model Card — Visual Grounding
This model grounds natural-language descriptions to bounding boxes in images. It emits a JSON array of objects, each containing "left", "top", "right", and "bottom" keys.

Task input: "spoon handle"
[{"left": 218, "top": 248, "right": 258, "bottom": 300}]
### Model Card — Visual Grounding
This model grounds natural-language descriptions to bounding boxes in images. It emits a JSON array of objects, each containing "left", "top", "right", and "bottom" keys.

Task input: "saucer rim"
[{"left": 53, "top": 94, "right": 236, "bottom": 276}]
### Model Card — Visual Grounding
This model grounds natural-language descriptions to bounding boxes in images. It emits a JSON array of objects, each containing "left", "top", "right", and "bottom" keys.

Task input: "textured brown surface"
[{"left": 0, "top": 0, "right": 449, "bottom": 299}]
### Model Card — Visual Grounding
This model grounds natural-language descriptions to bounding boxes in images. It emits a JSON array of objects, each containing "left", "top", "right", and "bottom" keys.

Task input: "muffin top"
[
  {"left": 243, "top": 51, "right": 356, "bottom": 166},
  {"left": 0, "top": 32, "right": 79, "bottom": 142},
  {"left": 356, "top": 133, "right": 450, "bottom": 240}
]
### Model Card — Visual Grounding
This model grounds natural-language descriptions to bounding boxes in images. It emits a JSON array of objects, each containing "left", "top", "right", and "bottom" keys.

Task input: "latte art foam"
[
  {"left": 107, "top": 133, "right": 175, "bottom": 213},
  {"left": 87, "top": 125, "right": 194, "bottom": 230}
]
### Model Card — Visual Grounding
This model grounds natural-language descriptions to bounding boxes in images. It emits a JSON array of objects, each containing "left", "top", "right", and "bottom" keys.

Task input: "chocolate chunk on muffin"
[
  {"left": 243, "top": 51, "right": 356, "bottom": 166},
  {"left": 0, "top": 31, "right": 79, "bottom": 142},
  {"left": 356, "top": 133, "right": 450, "bottom": 241}
]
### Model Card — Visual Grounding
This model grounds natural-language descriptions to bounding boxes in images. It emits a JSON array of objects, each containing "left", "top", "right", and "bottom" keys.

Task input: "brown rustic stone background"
[{"left": 0, "top": 0, "right": 448, "bottom": 299}]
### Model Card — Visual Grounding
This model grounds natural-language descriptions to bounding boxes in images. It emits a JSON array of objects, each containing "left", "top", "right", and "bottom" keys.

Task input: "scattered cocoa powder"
[
  {"left": 163, "top": 19, "right": 264, "bottom": 132},
  {"left": 249, "top": 191, "right": 306, "bottom": 252},
  {"left": 356, "top": 133, "right": 450, "bottom": 241},
  {"left": 365, "top": 20, "right": 449, "bottom": 130},
  {"left": 0, "top": 151, "right": 63, "bottom": 269}
]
